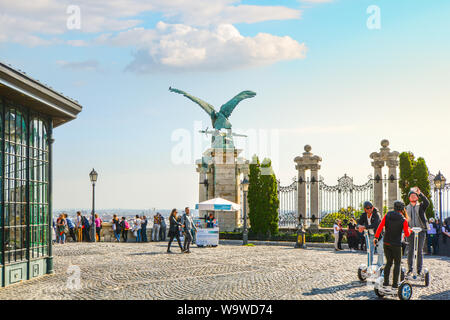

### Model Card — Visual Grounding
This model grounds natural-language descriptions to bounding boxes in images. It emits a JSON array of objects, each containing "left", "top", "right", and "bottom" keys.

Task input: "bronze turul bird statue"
[{"left": 169, "top": 87, "right": 256, "bottom": 130}]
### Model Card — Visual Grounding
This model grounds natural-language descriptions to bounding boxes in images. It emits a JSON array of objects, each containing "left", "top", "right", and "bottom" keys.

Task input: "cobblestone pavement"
[{"left": 0, "top": 242, "right": 448, "bottom": 300}]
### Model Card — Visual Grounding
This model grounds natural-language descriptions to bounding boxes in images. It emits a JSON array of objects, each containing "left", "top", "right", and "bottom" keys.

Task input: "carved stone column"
[
  {"left": 310, "top": 164, "right": 321, "bottom": 225},
  {"left": 370, "top": 140, "right": 400, "bottom": 214},
  {"left": 372, "top": 160, "right": 384, "bottom": 212},
  {"left": 294, "top": 145, "right": 322, "bottom": 230},
  {"left": 387, "top": 158, "right": 399, "bottom": 210},
  {"left": 296, "top": 167, "right": 307, "bottom": 220}
]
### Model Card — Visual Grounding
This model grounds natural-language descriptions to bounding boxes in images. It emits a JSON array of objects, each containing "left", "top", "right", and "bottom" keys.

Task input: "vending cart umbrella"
[{"left": 195, "top": 197, "right": 241, "bottom": 211}]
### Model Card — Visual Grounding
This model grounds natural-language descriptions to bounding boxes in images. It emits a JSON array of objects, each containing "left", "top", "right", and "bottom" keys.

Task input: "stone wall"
[{"left": 63, "top": 222, "right": 165, "bottom": 242}]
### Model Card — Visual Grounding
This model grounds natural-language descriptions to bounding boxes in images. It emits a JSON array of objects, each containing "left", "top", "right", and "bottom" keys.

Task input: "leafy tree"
[
  {"left": 247, "top": 155, "right": 262, "bottom": 234},
  {"left": 399, "top": 152, "right": 415, "bottom": 204},
  {"left": 399, "top": 152, "right": 434, "bottom": 218},
  {"left": 413, "top": 157, "right": 434, "bottom": 218},
  {"left": 260, "top": 158, "right": 279, "bottom": 236}
]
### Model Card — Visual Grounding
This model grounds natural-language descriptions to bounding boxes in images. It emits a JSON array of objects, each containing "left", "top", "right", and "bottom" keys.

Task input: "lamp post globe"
[
  {"left": 241, "top": 177, "right": 249, "bottom": 245},
  {"left": 89, "top": 168, "right": 98, "bottom": 242}
]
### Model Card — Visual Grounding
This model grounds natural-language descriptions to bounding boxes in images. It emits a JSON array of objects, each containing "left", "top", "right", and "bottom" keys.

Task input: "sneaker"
[{"left": 167, "top": 250, "right": 172, "bottom": 254}]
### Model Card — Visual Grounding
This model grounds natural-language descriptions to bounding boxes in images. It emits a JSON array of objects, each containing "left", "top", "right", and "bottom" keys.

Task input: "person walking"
[
  {"left": 357, "top": 201, "right": 383, "bottom": 267},
  {"left": 120, "top": 217, "right": 129, "bottom": 242},
  {"left": 95, "top": 214, "right": 103, "bottom": 242},
  {"left": 141, "top": 216, "right": 148, "bottom": 242},
  {"left": 167, "top": 209, "right": 184, "bottom": 253},
  {"left": 76, "top": 211, "right": 83, "bottom": 242},
  {"left": 374, "top": 201, "right": 411, "bottom": 290},
  {"left": 405, "top": 187, "right": 429, "bottom": 277},
  {"left": 160, "top": 214, "right": 167, "bottom": 241},
  {"left": 134, "top": 215, "right": 142, "bottom": 242},
  {"left": 333, "top": 219, "right": 341, "bottom": 251},
  {"left": 152, "top": 213, "right": 161, "bottom": 242},
  {"left": 181, "top": 207, "right": 197, "bottom": 253},
  {"left": 64, "top": 213, "right": 77, "bottom": 242}
]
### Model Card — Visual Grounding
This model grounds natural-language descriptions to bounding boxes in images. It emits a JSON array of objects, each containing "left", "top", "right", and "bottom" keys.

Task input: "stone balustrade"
[{"left": 62, "top": 222, "right": 167, "bottom": 242}]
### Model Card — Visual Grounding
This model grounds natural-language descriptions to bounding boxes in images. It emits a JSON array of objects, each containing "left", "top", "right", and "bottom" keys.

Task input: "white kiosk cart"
[{"left": 195, "top": 198, "right": 241, "bottom": 247}]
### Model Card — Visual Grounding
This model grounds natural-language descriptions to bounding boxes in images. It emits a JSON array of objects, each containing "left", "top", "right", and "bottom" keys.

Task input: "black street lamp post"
[
  {"left": 89, "top": 168, "right": 98, "bottom": 242},
  {"left": 241, "top": 177, "right": 249, "bottom": 245},
  {"left": 434, "top": 171, "right": 446, "bottom": 223}
]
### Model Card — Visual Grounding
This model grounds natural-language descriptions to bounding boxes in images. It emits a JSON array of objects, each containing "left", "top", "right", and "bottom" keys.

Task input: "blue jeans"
[
  {"left": 114, "top": 231, "right": 121, "bottom": 242},
  {"left": 367, "top": 233, "right": 384, "bottom": 267},
  {"left": 142, "top": 227, "right": 147, "bottom": 242},
  {"left": 136, "top": 229, "right": 142, "bottom": 242},
  {"left": 59, "top": 233, "right": 66, "bottom": 244}
]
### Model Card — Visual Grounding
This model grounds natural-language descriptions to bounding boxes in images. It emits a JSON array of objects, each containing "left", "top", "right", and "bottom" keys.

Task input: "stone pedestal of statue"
[{"left": 196, "top": 146, "right": 249, "bottom": 232}]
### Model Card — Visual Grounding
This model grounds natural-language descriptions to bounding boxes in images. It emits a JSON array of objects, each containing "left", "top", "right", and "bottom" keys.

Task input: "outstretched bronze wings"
[
  {"left": 169, "top": 87, "right": 216, "bottom": 118},
  {"left": 219, "top": 91, "right": 256, "bottom": 119}
]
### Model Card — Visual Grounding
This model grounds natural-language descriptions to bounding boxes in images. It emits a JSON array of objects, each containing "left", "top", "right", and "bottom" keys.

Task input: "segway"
[
  {"left": 373, "top": 276, "right": 413, "bottom": 300},
  {"left": 401, "top": 227, "right": 430, "bottom": 286},
  {"left": 357, "top": 230, "right": 383, "bottom": 285}
]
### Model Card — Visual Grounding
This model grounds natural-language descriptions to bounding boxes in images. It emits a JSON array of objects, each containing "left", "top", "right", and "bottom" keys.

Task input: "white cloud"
[
  {"left": 0, "top": 1, "right": 306, "bottom": 72},
  {"left": 108, "top": 22, "right": 307, "bottom": 73},
  {"left": 0, "top": 0, "right": 301, "bottom": 46}
]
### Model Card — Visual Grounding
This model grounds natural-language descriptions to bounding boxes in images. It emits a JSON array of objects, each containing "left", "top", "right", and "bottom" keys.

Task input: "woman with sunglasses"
[{"left": 357, "top": 201, "right": 383, "bottom": 267}]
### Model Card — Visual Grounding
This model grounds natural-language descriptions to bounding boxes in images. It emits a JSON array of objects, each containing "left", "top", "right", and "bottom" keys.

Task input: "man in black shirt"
[{"left": 358, "top": 201, "right": 383, "bottom": 267}]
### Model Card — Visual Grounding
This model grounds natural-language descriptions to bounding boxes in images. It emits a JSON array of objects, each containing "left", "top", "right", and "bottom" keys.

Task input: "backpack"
[
  {"left": 124, "top": 221, "right": 130, "bottom": 230},
  {"left": 81, "top": 216, "right": 90, "bottom": 228}
]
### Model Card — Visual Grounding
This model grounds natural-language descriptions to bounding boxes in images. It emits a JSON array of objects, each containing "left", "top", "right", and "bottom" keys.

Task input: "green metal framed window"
[
  {"left": 0, "top": 97, "right": 50, "bottom": 266},
  {"left": 4, "top": 105, "right": 28, "bottom": 263},
  {"left": 29, "top": 117, "right": 49, "bottom": 258}
]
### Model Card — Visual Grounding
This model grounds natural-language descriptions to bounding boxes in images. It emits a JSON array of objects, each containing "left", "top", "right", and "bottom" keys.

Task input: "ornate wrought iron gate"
[
  {"left": 319, "top": 174, "right": 374, "bottom": 218},
  {"left": 277, "top": 178, "right": 298, "bottom": 227}
]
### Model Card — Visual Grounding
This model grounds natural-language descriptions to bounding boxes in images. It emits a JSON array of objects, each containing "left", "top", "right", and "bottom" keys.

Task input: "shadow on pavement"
[
  {"left": 418, "top": 290, "right": 450, "bottom": 300},
  {"left": 302, "top": 281, "right": 366, "bottom": 297}
]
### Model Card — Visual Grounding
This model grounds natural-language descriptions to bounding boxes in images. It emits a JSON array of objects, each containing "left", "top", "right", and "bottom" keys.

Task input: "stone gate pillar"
[
  {"left": 296, "top": 167, "right": 307, "bottom": 220},
  {"left": 371, "top": 160, "right": 384, "bottom": 212},
  {"left": 370, "top": 140, "right": 400, "bottom": 212},
  {"left": 310, "top": 164, "right": 321, "bottom": 223},
  {"left": 294, "top": 145, "right": 322, "bottom": 228},
  {"left": 387, "top": 157, "right": 399, "bottom": 210}
]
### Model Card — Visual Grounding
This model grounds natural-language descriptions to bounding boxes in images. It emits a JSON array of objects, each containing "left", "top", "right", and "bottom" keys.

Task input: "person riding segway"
[
  {"left": 357, "top": 201, "right": 383, "bottom": 268},
  {"left": 373, "top": 200, "right": 413, "bottom": 300}
]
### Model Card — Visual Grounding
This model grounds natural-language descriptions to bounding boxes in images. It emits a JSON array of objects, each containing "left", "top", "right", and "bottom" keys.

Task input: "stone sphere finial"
[
  {"left": 304, "top": 145, "right": 312, "bottom": 152},
  {"left": 381, "top": 139, "right": 389, "bottom": 148}
]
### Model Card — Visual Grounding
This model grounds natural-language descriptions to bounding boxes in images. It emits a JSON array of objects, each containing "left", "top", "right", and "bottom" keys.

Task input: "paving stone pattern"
[{"left": 0, "top": 242, "right": 448, "bottom": 300}]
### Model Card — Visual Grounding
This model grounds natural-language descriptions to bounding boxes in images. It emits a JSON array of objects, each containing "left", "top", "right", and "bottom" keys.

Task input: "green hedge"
[{"left": 219, "top": 232, "right": 332, "bottom": 243}]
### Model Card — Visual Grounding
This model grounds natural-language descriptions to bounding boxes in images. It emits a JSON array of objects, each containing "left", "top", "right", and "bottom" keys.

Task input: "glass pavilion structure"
[{"left": 0, "top": 62, "right": 82, "bottom": 286}]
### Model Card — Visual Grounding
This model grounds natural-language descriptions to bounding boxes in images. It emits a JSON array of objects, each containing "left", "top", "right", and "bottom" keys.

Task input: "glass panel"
[
  {"left": 4, "top": 106, "right": 28, "bottom": 264},
  {"left": 29, "top": 116, "right": 49, "bottom": 259}
]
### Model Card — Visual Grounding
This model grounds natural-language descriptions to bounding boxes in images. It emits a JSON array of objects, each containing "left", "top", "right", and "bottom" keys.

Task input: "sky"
[{"left": 1, "top": 0, "right": 449, "bottom": 210}]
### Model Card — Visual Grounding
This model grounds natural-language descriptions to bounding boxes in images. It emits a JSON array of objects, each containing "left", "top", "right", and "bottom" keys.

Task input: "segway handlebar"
[{"left": 411, "top": 227, "right": 423, "bottom": 233}]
